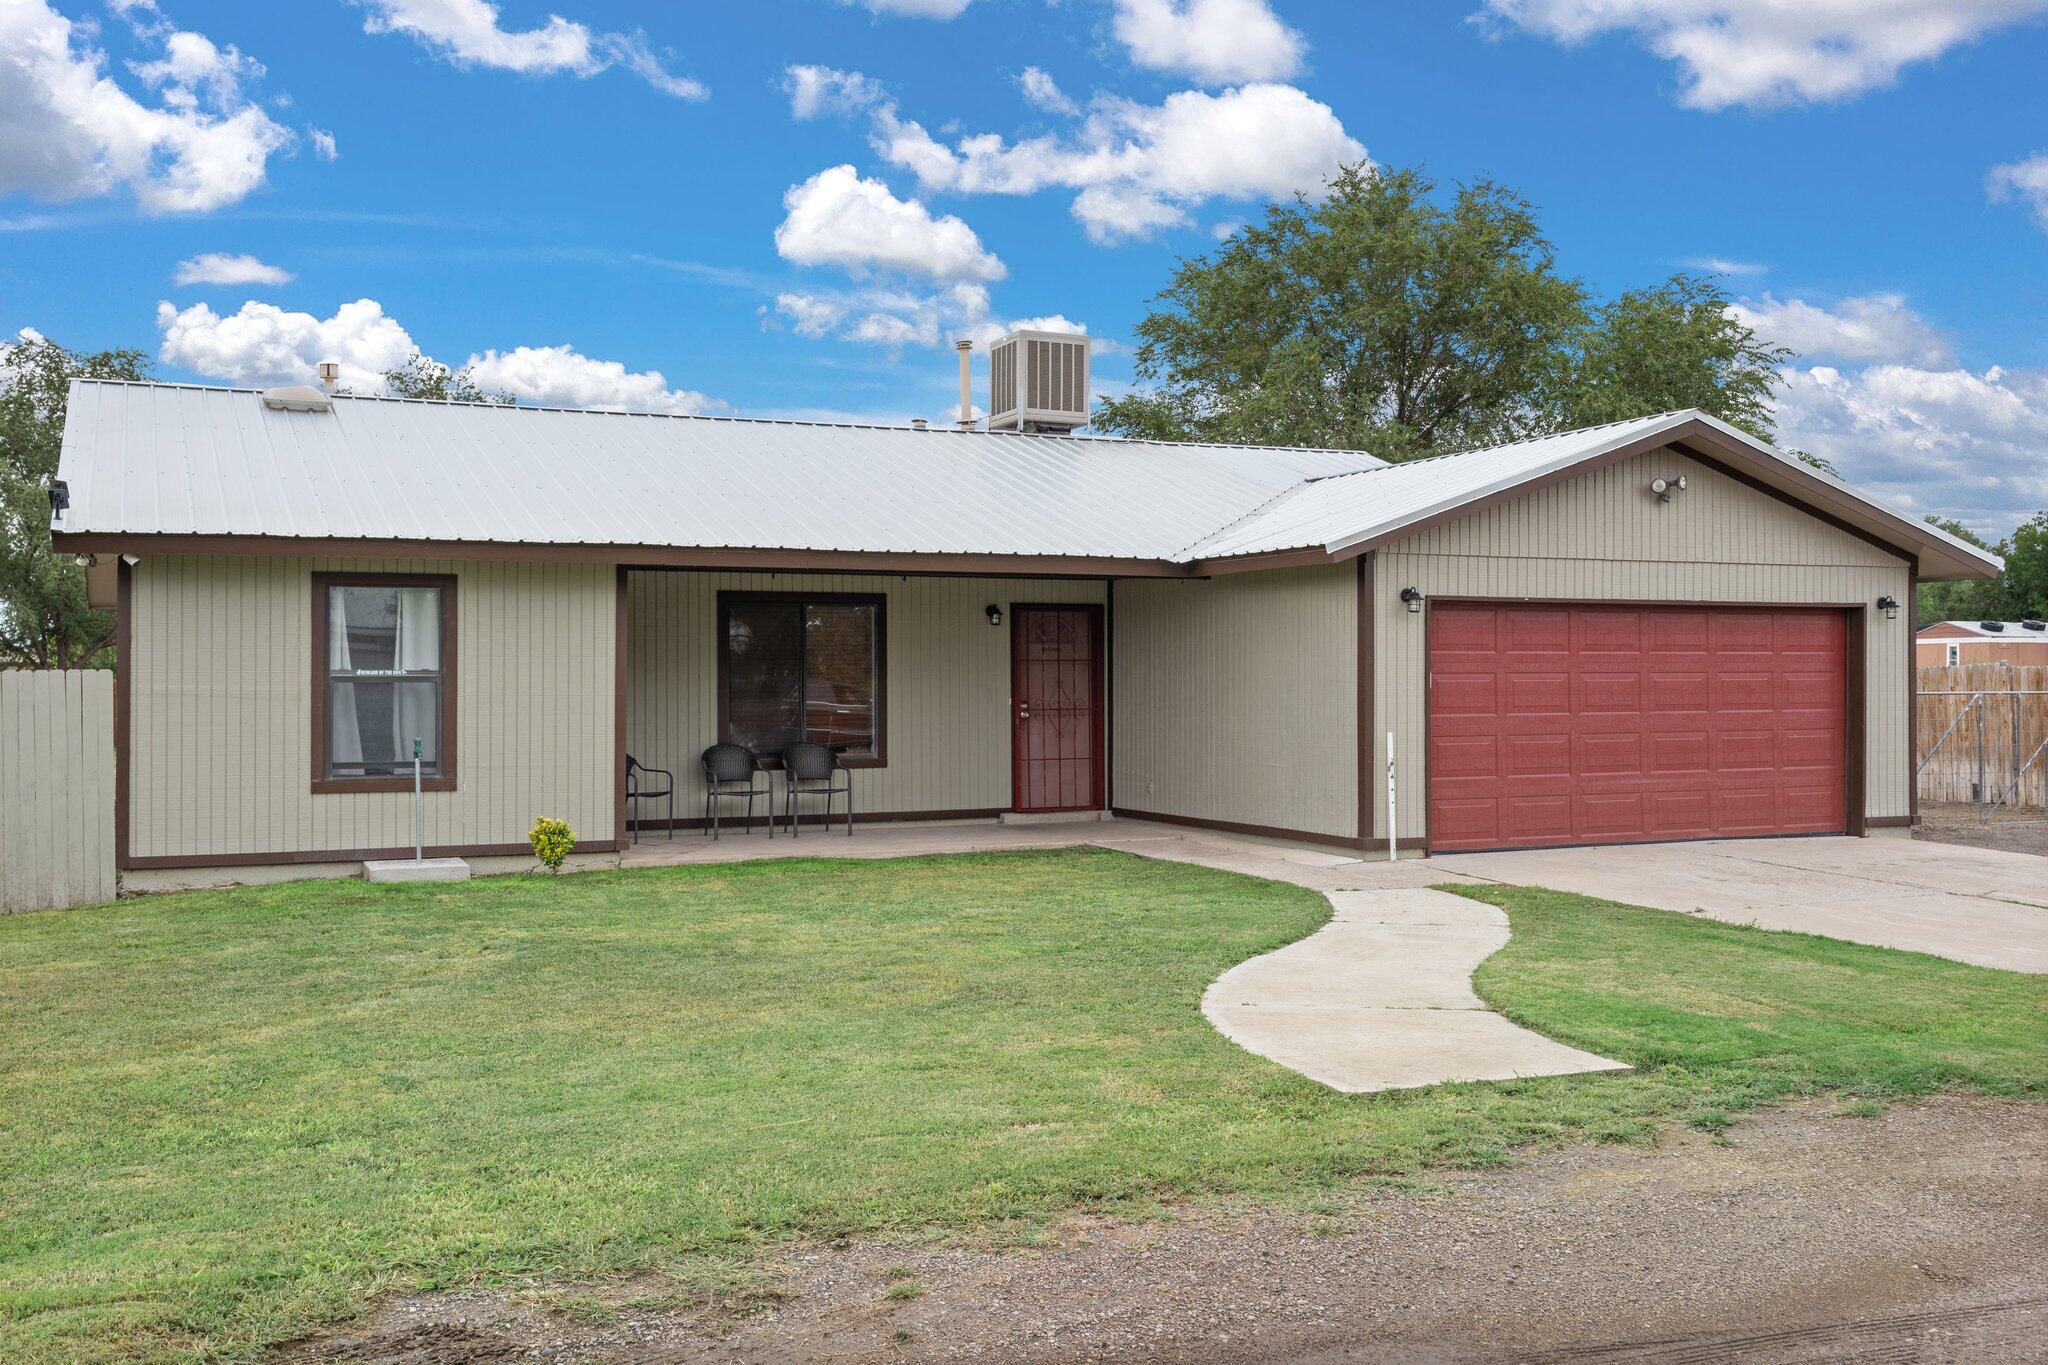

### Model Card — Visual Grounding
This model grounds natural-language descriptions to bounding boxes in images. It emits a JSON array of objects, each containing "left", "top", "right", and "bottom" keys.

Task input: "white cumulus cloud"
[
  {"left": 784, "top": 64, "right": 887, "bottom": 119},
  {"left": 873, "top": 83, "right": 1365, "bottom": 242},
  {"left": 172, "top": 251, "right": 293, "bottom": 286},
  {"left": 1771, "top": 361, "right": 2048, "bottom": 541},
  {"left": 308, "top": 126, "right": 338, "bottom": 160},
  {"left": 461, "top": 343, "right": 716, "bottom": 414},
  {"left": 775, "top": 164, "right": 1006, "bottom": 282},
  {"left": 1731, "top": 292, "right": 1953, "bottom": 368},
  {"left": 1112, "top": 0, "right": 1307, "bottom": 85},
  {"left": 1479, "top": 0, "right": 2048, "bottom": 109},
  {"left": 0, "top": 0, "right": 293, "bottom": 213},
  {"left": 157, "top": 295, "right": 723, "bottom": 412},
  {"left": 1988, "top": 151, "right": 2048, "bottom": 231},
  {"left": 351, "top": 0, "right": 705, "bottom": 98},
  {"left": 156, "top": 297, "right": 418, "bottom": 392},
  {"left": 837, "top": 0, "right": 976, "bottom": 17},
  {"left": 1017, "top": 66, "right": 1079, "bottom": 116}
]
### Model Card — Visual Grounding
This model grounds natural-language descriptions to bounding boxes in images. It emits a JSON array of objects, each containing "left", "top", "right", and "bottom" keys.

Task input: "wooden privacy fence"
[
  {"left": 1916, "top": 664, "right": 2048, "bottom": 812},
  {"left": 1, "top": 669, "right": 117, "bottom": 912}
]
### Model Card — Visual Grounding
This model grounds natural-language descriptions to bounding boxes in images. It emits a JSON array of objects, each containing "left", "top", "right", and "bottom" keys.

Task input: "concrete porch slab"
[{"left": 363, "top": 857, "right": 471, "bottom": 884}]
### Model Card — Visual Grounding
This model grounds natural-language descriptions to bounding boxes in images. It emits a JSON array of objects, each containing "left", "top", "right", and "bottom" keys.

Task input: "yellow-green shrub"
[{"left": 528, "top": 816, "right": 575, "bottom": 873}]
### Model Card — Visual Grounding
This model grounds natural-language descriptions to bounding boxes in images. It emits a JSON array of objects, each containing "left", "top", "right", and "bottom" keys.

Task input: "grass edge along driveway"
[{"left": 0, "top": 848, "right": 2041, "bottom": 1362}]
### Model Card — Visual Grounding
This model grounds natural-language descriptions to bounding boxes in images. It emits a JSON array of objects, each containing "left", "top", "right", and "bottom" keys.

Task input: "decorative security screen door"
[{"left": 1010, "top": 605, "right": 1105, "bottom": 814}]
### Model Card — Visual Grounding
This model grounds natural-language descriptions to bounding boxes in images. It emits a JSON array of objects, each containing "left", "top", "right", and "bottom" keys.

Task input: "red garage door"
[{"left": 1428, "top": 604, "right": 1848, "bottom": 853}]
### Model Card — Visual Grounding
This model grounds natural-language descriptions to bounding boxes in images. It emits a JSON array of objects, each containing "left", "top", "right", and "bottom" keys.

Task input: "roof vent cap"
[
  {"left": 261, "top": 385, "right": 333, "bottom": 413},
  {"left": 2023, "top": 620, "right": 2045, "bottom": 632},
  {"left": 1979, "top": 620, "right": 2005, "bottom": 632}
]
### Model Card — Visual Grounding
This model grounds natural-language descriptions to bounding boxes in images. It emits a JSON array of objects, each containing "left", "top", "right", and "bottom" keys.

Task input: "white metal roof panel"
[
  {"left": 1180, "top": 410, "right": 2002, "bottom": 581},
  {"left": 55, "top": 381, "right": 1383, "bottom": 561}
]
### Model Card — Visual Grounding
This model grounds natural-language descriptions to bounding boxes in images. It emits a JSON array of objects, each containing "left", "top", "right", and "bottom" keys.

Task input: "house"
[
  {"left": 1916, "top": 620, "right": 2048, "bottom": 667},
  {"left": 49, "top": 373, "right": 1999, "bottom": 889}
]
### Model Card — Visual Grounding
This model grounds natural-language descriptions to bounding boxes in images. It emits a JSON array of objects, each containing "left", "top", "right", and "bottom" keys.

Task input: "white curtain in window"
[
  {"left": 396, "top": 588, "right": 439, "bottom": 671},
  {"left": 329, "top": 591, "right": 363, "bottom": 768}
]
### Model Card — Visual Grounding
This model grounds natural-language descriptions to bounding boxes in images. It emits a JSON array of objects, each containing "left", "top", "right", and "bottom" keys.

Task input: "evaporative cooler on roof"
[{"left": 987, "top": 330, "right": 1091, "bottom": 434}]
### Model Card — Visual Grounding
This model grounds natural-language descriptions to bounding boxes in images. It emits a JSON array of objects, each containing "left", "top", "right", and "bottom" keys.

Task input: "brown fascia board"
[{"left": 50, "top": 533, "right": 1196, "bottom": 580}]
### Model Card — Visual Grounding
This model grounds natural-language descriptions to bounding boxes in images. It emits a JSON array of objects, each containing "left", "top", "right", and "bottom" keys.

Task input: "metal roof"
[
  {"left": 53, "top": 384, "right": 2001, "bottom": 580},
  {"left": 1918, "top": 620, "right": 2047, "bottom": 637},
  {"left": 1180, "top": 410, "right": 2003, "bottom": 581},
  {"left": 53, "top": 381, "right": 1380, "bottom": 562}
]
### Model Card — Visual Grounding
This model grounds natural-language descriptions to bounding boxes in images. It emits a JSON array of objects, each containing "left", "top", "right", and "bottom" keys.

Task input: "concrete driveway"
[{"left": 1432, "top": 835, "right": 2048, "bottom": 973}]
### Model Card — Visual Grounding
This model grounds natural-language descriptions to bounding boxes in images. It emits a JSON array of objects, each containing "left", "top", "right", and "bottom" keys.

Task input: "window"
[
  {"left": 1946, "top": 643, "right": 1961, "bottom": 666},
  {"left": 312, "top": 574, "right": 456, "bottom": 792},
  {"left": 718, "top": 592, "right": 883, "bottom": 765}
]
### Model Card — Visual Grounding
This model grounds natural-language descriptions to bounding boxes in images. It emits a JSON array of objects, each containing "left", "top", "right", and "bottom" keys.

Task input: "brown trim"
[
  {"left": 114, "top": 557, "right": 132, "bottom": 870},
  {"left": 714, "top": 590, "right": 888, "bottom": 767},
  {"left": 615, "top": 565, "right": 629, "bottom": 852},
  {"left": 1008, "top": 603, "right": 1108, "bottom": 814},
  {"left": 1103, "top": 578, "right": 1116, "bottom": 811},
  {"left": 310, "top": 571, "right": 458, "bottom": 794},
  {"left": 1189, "top": 544, "right": 1347, "bottom": 578},
  {"left": 1355, "top": 552, "right": 1374, "bottom": 848},
  {"left": 1868, "top": 815, "right": 1914, "bottom": 828},
  {"left": 54, "top": 532, "right": 1189, "bottom": 580},
  {"left": 1419, "top": 600, "right": 1870, "bottom": 854},
  {"left": 1846, "top": 605, "right": 1868, "bottom": 837},
  {"left": 1907, "top": 559, "right": 1920, "bottom": 827},
  {"left": 629, "top": 807, "right": 1006, "bottom": 836},
  {"left": 122, "top": 838, "right": 614, "bottom": 871},
  {"left": 1109, "top": 806, "right": 1367, "bottom": 853}
]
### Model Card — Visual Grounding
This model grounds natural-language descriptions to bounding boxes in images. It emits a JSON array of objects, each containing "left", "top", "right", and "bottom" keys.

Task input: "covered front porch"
[{"left": 621, "top": 569, "right": 1115, "bottom": 840}]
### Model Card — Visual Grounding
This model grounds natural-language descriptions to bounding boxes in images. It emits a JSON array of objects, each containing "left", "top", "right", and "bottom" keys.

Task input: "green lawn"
[{"left": 1, "top": 850, "right": 2041, "bottom": 1362}]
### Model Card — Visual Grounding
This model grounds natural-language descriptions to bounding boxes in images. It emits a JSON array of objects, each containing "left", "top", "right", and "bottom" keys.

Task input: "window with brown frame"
[
  {"left": 718, "top": 592, "right": 885, "bottom": 765},
  {"left": 311, "top": 573, "right": 457, "bottom": 793}
]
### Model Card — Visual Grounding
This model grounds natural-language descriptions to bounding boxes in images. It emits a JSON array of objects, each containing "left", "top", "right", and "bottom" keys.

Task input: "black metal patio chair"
[
  {"left": 625, "top": 754, "right": 674, "bottom": 844},
  {"left": 780, "top": 742, "right": 852, "bottom": 838},
  {"left": 701, "top": 743, "right": 770, "bottom": 840}
]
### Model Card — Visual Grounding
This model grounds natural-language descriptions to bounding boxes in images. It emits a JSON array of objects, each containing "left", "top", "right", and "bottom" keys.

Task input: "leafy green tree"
[
  {"left": 1914, "top": 513, "right": 2048, "bottom": 625},
  {"left": 1096, "top": 165, "right": 1589, "bottom": 460},
  {"left": 0, "top": 332, "right": 149, "bottom": 668},
  {"left": 371, "top": 351, "right": 512, "bottom": 405},
  {"left": 1561, "top": 272, "right": 1789, "bottom": 442}
]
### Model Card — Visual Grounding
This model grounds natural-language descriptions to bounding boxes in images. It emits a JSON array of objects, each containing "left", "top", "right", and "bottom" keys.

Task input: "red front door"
[
  {"left": 1011, "top": 605, "right": 1105, "bottom": 813},
  {"left": 1428, "top": 604, "right": 1849, "bottom": 852}
]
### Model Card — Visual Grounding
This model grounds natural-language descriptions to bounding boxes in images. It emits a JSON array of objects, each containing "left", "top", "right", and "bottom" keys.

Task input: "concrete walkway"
[
  {"left": 624, "top": 817, "right": 1632, "bottom": 1094},
  {"left": 1433, "top": 835, "right": 2048, "bottom": 974}
]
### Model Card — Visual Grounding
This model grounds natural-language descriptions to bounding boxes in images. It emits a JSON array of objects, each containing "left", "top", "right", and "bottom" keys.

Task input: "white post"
[
  {"left": 412, "top": 736, "right": 424, "bottom": 862},
  {"left": 1386, "top": 728, "right": 1398, "bottom": 862}
]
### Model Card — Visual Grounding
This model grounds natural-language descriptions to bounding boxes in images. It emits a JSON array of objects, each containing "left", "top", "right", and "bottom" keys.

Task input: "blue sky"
[{"left": 3, "top": 0, "right": 2044, "bottom": 538}]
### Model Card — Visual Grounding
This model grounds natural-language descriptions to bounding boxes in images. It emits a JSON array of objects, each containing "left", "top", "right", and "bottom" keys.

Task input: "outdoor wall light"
[
  {"left": 985, "top": 604, "right": 1004, "bottom": 627},
  {"left": 1400, "top": 587, "right": 1423, "bottom": 613},
  {"left": 1649, "top": 475, "right": 1688, "bottom": 502},
  {"left": 1877, "top": 595, "right": 1900, "bottom": 621}
]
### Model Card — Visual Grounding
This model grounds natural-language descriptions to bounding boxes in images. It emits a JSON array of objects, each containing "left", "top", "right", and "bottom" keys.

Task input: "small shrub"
[{"left": 528, "top": 816, "right": 575, "bottom": 873}]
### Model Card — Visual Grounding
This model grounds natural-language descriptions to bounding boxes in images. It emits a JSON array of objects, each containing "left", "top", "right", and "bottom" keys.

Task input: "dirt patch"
[
  {"left": 277, "top": 1096, "right": 2046, "bottom": 1364},
  {"left": 1912, "top": 801, "right": 2048, "bottom": 857}
]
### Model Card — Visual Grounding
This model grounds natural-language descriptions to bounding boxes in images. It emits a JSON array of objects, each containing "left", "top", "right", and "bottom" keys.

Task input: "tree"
[
  {"left": 1914, "top": 513, "right": 2048, "bottom": 625},
  {"left": 1560, "top": 272, "right": 1788, "bottom": 442},
  {"left": 1098, "top": 166, "right": 1809, "bottom": 467},
  {"left": 0, "top": 332, "right": 149, "bottom": 668},
  {"left": 1096, "top": 165, "right": 1589, "bottom": 460},
  {"left": 373, "top": 351, "right": 512, "bottom": 405}
]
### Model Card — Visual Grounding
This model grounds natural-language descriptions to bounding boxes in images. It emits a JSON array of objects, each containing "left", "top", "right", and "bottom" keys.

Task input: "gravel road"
[{"left": 283, "top": 1095, "right": 2047, "bottom": 1364}]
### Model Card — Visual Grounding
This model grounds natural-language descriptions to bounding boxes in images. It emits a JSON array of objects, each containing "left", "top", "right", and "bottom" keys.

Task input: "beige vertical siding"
[
  {"left": 1, "top": 670, "right": 116, "bottom": 911},
  {"left": 129, "top": 556, "right": 616, "bottom": 859},
  {"left": 625, "top": 572, "right": 1105, "bottom": 820},
  {"left": 1368, "top": 446, "right": 1913, "bottom": 841},
  {"left": 1112, "top": 564, "right": 1357, "bottom": 841}
]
